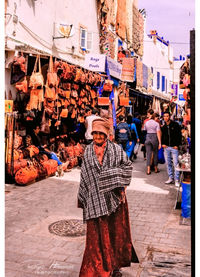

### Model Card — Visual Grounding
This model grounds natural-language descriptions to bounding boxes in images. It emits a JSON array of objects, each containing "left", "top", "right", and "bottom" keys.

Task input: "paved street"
[{"left": 5, "top": 151, "right": 191, "bottom": 277}]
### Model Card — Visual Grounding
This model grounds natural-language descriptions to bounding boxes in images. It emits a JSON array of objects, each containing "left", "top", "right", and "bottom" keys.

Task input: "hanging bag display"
[
  {"left": 40, "top": 110, "right": 50, "bottom": 134},
  {"left": 47, "top": 55, "right": 58, "bottom": 88},
  {"left": 103, "top": 79, "right": 113, "bottom": 92},
  {"left": 15, "top": 76, "right": 28, "bottom": 93},
  {"left": 45, "top": 82, "right": 56, "bottom": 100},
  {"left": 29, "top": 55, "right": 44, "bottom": 89}
]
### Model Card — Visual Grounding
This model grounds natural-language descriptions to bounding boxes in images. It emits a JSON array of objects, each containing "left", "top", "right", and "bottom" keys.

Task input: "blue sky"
[{"left": 138, "top": 0, "right": 195, "bottom": 58}]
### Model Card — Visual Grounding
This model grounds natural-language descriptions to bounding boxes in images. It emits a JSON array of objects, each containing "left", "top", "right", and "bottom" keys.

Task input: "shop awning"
[
  {"left": 150, "top": 90, "right": 171, "bottom": 101},
  {"left": 129, "top": 88, "right": 153, "bottom": 100}
]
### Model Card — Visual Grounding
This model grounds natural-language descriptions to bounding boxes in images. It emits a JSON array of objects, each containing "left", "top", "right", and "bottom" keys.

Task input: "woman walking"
[
  {"left": 78, "top": 117, "right": 139, "bottom": 277},
  {"left": 126, "top": 114, "right": 139, "bottom": 161},
  {"left": 144, "top": 109, "right": 161, "bottom": 175}
]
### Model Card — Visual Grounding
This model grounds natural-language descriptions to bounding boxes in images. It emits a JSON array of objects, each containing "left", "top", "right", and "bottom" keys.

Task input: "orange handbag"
[
  {"left": 103, "top": 80, "right": 113, "bottom": 92},
  {"left": 71, "top": 90, "right": 78, "bottom": 98},
  {"left": 26, "top": 88, "right": 44, "bottom": 111},
  {"left": 14, "top": 159, "right": 28, "bottom": 174},
  {"left": 63, "top": 63, "right": 73, "bottom": 80},
  {"left": 70, "top": 98, "right": 76, "bottom": 105},
  {"left": 26, "top": 145, "right": 40, "bottom": 157},
  {"left": 73, "top": 83, "right": 79, "bottom": 90},
  {"left": 74, "top": 68, "right": 83, "bottom": 83},
  {"left": 119, "top": 97, "right": 129, "bottom": 106},
  {"left": 15, "top": 76, "right": 28, "bottom": 93},
  {"left": 90, "top": 89, "right": 97, "bottom": 99},
  {"left": 41, "top": 159, "right": 58, "bottom": 176},
  {"left": 74, "top": 143, "right": 84, "bottom": 156},
  {"left": 15, "top": 165, "right": 38, "bottom": 185},
  {"left": 60, "top": 108, "right": 68, "bottom": 118},
  {"left": 47, "top": 56, "right": 58, "bottom": 88},
  {"left": 45, "top": 82, "right": 57, "bottom": 100},
  {"left": 71, "top": 108, "right": 77, "bottom": 118},
  {"left": 68, "top": 157, "right": 78, "bottom": 169},
  {"left": 29, "top": 55, "right": 44, "bottom": 89},
  {"left": 98, "top": 97, "right": 110, "bottom": 106}
]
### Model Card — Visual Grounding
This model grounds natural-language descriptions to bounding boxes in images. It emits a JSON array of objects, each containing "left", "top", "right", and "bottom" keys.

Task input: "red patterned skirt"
[{"left": 79, "top": 198, "right": 139, "bottom": 277}]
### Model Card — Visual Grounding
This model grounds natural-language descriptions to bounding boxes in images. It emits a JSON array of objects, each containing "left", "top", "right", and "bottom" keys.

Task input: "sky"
[{"left": 138, "top": 0, "right": 195, "bottom": 58}]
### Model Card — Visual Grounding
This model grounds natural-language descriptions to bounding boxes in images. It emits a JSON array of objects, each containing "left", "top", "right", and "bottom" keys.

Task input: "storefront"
[{"left": 5, "top": 50, "right": 132, "bottom": 185}]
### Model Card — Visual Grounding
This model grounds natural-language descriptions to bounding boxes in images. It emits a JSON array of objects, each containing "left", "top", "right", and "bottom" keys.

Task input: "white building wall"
[
  {"left": 5, "top": 0, "right": 100, "bottom": 67},
  {"left": 142, "top": 32, "right": 172, "bottom": 95}
]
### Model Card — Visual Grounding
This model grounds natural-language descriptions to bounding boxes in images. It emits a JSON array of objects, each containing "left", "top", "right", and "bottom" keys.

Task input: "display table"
[{"left": 174, "top": 166, "right": 191, "bottom": 209}]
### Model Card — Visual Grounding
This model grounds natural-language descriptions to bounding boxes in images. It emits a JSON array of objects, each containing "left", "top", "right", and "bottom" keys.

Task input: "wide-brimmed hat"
[{"left": 92, "top": 118, "right": 110, "bottom": 137}]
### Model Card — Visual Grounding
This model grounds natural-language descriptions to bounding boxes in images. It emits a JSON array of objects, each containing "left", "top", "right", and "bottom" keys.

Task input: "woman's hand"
[{"left": 158, "top": 143, "right": 162, "bottom": 150}]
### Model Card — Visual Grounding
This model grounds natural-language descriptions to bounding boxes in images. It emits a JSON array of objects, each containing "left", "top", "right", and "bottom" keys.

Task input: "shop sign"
[
  {"left": 58, "top": 23, "right": 75, "bottom": 37},
  {"left": 121, "top": 58, "right": 134, "bottom": 82},
  {"left": 5, "top": 100, "right": 13, "bottom": 113},
  {"left": 106, "top": 57, "right": 122, "bottom": 79},
  {"left": 179, "top": 94, "right": 185, "bottom": 101},
  {"left": 84, "top": 54, "right": 105, "bottom": 72}
]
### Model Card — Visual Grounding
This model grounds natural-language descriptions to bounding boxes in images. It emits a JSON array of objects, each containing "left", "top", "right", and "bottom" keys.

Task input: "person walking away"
[
  {"left": 144, "top": 109, "right": 161, "bottom": 175},
  {"left": 84, "top": 108, "right": 100, "bottom": 145},
  {"left": 132, "top": 112, "right": 142, "bottom": 140},
  {"left": 161, "top": 111, "right": 182, "bottom": 186},
  {"left": 78, "top": 117, "right": 139, "bottom": 277},
  {"left": 126, "top": 114, "right": 139, "bottom": 161},
  {"left": 115, "top": 115, "right": 132, "bottom": 152},
  {"left": 140, "top": 116, "right": 147, "bottom": 160}
]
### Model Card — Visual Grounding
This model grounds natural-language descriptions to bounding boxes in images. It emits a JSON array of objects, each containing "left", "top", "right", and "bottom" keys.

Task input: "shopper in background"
[
  {"left": 140, "top": 115, "right": 147, "bottom": 160},
  {"left": 161, "top": 111, "right": 182, "bottom": 186},
  {"left": 115, "top": 115, "right": 132, "bottom": 152},
  {"left": 144, "top": 109, "right": 162, "bottom": 175},
  {"left": 84, "top": 108, "right": 100, "bottom": 145},
  {"left": 132, "top": 112, "right": 142, "bottom": 142},
  {"left": 78, "top": 117, "right": 139, "bottom": 276},
  {"left": 126, "top": 114, "right": 139, "bottom": 161}
]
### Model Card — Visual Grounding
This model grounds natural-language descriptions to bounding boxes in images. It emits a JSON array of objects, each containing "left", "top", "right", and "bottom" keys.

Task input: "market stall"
[{"left": 5, "top": 52, "right": 131, "bottom": 185}]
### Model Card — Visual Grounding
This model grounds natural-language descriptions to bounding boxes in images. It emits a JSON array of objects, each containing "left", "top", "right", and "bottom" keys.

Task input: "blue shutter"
[
  {"left": 165, "top": 78, "right": 167, "bottom": 93},
  {"left": 162, "top": 76, "right": 165, "bottom": 91},
  {"left": 157, "top": 72, "right": 160, "bottom": 89},
  {"left": 151, "top": 67, "right": 153, "bottom": 87}
]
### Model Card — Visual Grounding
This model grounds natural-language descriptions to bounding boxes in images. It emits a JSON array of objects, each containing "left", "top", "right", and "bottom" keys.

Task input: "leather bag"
[
  {"left": 29, "top": 55, "right": 44, "bottom": 89},
  {"left": 47, "top": 55, "right": 58, "bottom": 88},
  {"left": 15, "top": 165, "right": 38, "bottom": 185},
  {"left": 40, "top": 110, "right": 50, "bottom": 134},
  {"left": 15, "top": 76, "right": 28, "bottom": 93},
  {"left": 103, "top": 79, "right": 113, "bottom": 92}
]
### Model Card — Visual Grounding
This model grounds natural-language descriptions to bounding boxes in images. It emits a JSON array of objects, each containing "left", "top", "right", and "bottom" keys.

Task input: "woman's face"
[{"left": 93, "top": 131, "right": 107, "bottom": 145}]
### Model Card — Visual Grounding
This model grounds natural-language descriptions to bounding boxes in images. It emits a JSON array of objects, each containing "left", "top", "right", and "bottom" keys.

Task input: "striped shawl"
[{"left": 77, "top": 140, "right": 133, "bottom": 222}]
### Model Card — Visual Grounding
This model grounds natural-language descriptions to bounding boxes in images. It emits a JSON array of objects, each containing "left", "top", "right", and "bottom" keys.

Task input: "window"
[
  {"left": 80, "top": 27, "right": 93, "bottom": 51},
  {"left": 157, "top": 72, "right": 160, "bottom": 89},
  {"left": 162, "top": 76, "right": 165, "bottom": 92},
  {"left": 165, "top": 78, "right": 167, "bottom": 93},
  {"left": 151, "top": 67, "right": 153, "bottom": 87}
]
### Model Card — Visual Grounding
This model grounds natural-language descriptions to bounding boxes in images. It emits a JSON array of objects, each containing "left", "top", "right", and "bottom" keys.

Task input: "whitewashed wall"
[
  {"left": 142, "top": 32, "right": 172, "bottom": 95},
  {"left": 5, "top": 0, "right": 100, "bottom": 66}
]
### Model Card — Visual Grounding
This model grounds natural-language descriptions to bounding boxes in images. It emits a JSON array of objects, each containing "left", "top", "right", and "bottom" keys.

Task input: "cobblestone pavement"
[{"left": 5, "top": 151, "right": 191, "bottom": 277}]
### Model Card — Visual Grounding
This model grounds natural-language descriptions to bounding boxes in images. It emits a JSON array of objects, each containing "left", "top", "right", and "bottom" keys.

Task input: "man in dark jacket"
[
  {"left": 115, "top": 115, "right": 132, "bottom": 152},
  {"left": 161, "top": 111, "right": 182, "bottom": 186}
]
